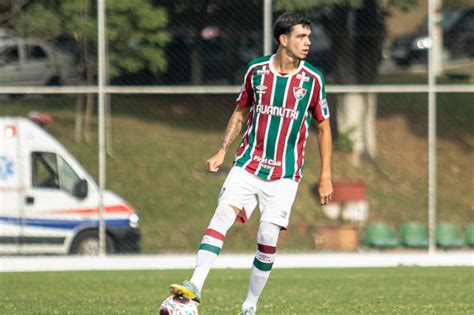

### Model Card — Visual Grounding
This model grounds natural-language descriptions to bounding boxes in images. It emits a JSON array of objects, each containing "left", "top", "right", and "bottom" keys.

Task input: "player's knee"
[
  {"left": 215, "top": 204, "right": 238, "bottom": 220},
  {"left": 257, "top": 221, "right": 280, "bottom": 246},
  {"left": 257, "top": 231, "right": 278, "bottom": 247},
  {"left": 208, "top": 204, "right": 237, "bottom": 234}
]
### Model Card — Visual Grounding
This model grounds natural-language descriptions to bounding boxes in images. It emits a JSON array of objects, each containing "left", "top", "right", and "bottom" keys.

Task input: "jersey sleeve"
[
  {"left": 235, "top": 64, "right": 254, "bottom": 107},
  {"left": 310, "top": 73, "right": 330, "bottom": 122}
]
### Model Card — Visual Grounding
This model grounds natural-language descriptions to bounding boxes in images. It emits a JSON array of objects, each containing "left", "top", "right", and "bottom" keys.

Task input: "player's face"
[{"left": 285, "top": 24, "right": 311, "bottom": 60}]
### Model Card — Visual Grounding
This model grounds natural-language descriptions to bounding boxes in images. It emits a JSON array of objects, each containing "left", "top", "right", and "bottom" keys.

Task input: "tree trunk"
[
  {"left": 190, "top": 1, "right": 208, "bottom": 85},
  {"left": 326, "top": 0, "right": 385, "bottom": 166},
  {"left": 336, "top": 93, "right": 377, "bottom": 166},
  {"left": 324, "top": 5, "right": 361, "bottom": 164},
  {"left": 75, "top": 95, "right": 85, "bottom": 143},
  {"left": 75, "top": 0, "right": 93, "bottom": 144},
  {"left": 364, "top": 93, "right": 377, "bottom": 158},
  {"left": 191, "top": 37, "right": 203, "bottom": 85},
  {"left": 106, "top": 94, "right": 113, "bottom": 156},
  {"left": 84, "top": 92, "right": 94, "bottom": 144},
  {"left": 337, "top": 94, "right": 363, "bottom": 166},
  {"left": 324, "top": 5, "right": 355, "bottom": 84}
]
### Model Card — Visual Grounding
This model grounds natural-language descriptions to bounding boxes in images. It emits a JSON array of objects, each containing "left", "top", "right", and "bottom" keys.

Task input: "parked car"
[
  {"left": 0, "top": 116, "right": 141, "bottom": 255},
  {"left": 390, "top": 8, "right": 474, "bottom": 66},
  {"left": 0, "top": 37, "right": 83, "bottom": 86}
]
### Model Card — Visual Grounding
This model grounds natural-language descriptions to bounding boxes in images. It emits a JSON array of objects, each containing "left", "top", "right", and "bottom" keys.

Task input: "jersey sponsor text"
[{"left": 255, "top": 104, "right": 299, "bottom": 120}]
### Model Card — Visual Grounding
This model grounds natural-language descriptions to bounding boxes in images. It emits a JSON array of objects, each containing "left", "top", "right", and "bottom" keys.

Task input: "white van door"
[{"left": 20, "top": 150, "right": 91, "bottom": 253}]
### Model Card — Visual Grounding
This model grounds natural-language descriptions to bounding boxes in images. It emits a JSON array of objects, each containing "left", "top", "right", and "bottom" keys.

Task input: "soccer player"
[{"left": 169, "top": 12, "right": 333, "bottom": 314}]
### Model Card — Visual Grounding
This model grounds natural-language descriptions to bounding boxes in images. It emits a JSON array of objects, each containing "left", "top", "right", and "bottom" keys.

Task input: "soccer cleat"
[
  {"left": 240, "top": 306, "right": 256, "bottom": 315},
  {"left": 169, "top": 280, "right": 201, "bottom": 304}
]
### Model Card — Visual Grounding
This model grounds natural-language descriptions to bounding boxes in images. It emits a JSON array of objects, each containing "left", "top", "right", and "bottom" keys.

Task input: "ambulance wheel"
[{"left": 70, "top": 230, "right": 115, "bottom": 255}]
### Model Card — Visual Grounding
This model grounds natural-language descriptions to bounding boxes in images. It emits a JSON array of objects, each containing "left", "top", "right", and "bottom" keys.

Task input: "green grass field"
[{"left": 1, "top": 267, "right": 473, "bottom": 314}]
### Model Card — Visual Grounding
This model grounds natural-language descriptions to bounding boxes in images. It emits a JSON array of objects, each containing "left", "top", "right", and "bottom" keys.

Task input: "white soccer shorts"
[{"left": 217, "top": 166, "right": 299, "bottom": 229}]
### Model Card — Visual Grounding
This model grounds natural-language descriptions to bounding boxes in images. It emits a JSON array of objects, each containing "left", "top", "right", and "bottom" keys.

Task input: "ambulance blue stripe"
[{"left": 0, "top": 216, "right": 129, "bottom": 229}]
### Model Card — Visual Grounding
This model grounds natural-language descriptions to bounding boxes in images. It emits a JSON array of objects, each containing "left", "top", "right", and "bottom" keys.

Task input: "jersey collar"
[{"left": 269, "top": 54, "right": 305, "bottom": 78}]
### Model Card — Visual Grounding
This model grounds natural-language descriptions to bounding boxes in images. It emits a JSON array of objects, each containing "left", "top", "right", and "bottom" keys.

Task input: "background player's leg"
[
  {"left": 190, "top": 204, "right": 237, "bottom": 292},
  {"left": 242, "top": 221, "right": 280, "bottom": 312}
]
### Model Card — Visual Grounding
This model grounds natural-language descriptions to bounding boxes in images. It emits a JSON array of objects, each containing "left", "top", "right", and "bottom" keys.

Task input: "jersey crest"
[{"left": 293, "top": 87, "right": 307, "bottom": 100}]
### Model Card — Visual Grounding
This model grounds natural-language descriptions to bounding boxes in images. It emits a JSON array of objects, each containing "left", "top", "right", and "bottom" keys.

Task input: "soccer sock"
[
  {"left": 190, "top": 204, "right": 236, "bottom": 292},
  {"left": 242, "top": 221, "right": 280, "bottom": 309}
]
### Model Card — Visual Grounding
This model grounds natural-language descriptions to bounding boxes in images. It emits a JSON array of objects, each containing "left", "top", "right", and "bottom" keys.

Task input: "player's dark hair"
[{"left": 273, "top": 12, "right": 311, "bottom": 45}]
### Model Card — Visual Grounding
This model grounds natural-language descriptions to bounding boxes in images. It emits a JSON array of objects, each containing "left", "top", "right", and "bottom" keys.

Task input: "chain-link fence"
[{"left": 0, "top": 1, "right": 473, "bottom": 255}]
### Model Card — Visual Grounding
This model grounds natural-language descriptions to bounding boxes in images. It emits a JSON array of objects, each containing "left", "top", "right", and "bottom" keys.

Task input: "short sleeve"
[
  {"left": 311, "top": 74, "right": 330, "bottom": 122},
  {"left": 235, "top": 65, "right": 254, "bottom": 107}
]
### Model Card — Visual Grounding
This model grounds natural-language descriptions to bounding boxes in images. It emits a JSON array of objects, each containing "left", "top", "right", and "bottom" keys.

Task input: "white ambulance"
[{"left": 0, "top": 116, "right": 140, "bottom": 255}]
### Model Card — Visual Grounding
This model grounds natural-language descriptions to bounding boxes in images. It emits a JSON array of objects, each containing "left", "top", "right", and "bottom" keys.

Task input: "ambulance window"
[
  {"left": 59, "top": 157, "right": 80, "bottom": 195},
  {"left": 32, "top": 152, "right": 60, "bottom": 189}
]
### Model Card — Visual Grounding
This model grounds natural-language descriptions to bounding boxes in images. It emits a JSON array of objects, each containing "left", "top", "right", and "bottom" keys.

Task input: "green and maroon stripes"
[
  {"left": 198, "top": 228, "right": 225, "bottom": 255},
  {"left": 235, "top": 62, "right": 271, "bottom": 169},
  {"left": 234, "top": 56, "right": 329, "bottom": 182},
  {"left": 253, "top": 243, "right": 277, "bottom": 271},
  {"left": 289, "top": 74, "right": 315, "bottom": 181},
  {"left": 256, "top": 75, "right": 289, "bottom": 178},
  {"left": 272, "top": 74, "right": 305, "bottom": 180}
]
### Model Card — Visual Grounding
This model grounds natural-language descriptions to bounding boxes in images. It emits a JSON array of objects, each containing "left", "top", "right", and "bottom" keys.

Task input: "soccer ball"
[{"left": 159, "top": 295, "right": 199, "bottom": 315}]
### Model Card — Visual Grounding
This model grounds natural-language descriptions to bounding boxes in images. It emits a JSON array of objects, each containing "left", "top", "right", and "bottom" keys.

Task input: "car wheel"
[
  {"left": 44, "top": 77, "right": 62, "bottom": 98},
  {"left": 46, "top": 76, "right": 61, "bottom": 86},
  {"left": 69, "top": 230, "right": 115, "bottom": 255}
]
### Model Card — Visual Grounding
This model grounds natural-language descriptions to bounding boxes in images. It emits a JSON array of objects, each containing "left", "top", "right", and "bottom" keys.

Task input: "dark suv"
[{"left": 390, "top": 8, "right": 474, "bottom": 66}]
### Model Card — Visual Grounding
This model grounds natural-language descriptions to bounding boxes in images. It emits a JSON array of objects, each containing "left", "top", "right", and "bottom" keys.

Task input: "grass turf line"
[{"left": 1, "top": 267, "right": 473, "bottom": 314}]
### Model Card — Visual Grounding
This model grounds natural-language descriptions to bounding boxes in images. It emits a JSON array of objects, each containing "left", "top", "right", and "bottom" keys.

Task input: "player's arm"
[
  {"left": 317, "top": 118, "right": 333, "bottom": 205},
  {"left": 206, "top": 105, "right": 250, "bottom": 172}
]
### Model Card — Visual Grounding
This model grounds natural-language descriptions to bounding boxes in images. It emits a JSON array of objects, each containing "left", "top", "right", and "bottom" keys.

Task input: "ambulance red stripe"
[{"left": 41, "top": 204, "right": 135, "bottom": 215}]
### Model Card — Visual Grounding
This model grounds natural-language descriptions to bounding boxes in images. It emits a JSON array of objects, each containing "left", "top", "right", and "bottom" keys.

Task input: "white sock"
[
  {"left": 190, "top": 204, "right": 236, "bottom": 292},
  {"left": 242, "top": 267, "right": 270, "bottom": 310},
  {"left": 242, "top": 221, "right": 280, "bottom": 309}
]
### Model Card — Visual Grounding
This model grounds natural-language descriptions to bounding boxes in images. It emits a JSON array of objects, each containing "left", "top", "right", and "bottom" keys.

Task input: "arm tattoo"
[{"left": 221, "top": 113, "right": 243, "bottom": 152}]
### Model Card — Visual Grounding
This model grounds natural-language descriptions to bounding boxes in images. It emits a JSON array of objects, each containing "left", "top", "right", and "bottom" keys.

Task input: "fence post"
[
  {"left": 98, "top": 0, "right": 107, "bottom": 257},
  {"left": 427, "top": 0, "right": 438, "bottom": 254},
  {"left": 263, "top": 0, "right": 273, "bottom": 56}
]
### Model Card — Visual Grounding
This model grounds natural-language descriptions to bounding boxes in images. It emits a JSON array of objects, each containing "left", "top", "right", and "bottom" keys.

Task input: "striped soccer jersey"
[{"left": 234, "top": 54, "right": 330, "bottom": 182}]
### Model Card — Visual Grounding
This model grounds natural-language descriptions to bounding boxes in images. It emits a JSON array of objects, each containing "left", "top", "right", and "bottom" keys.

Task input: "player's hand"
[
  {"left": 206, "top": 149, "right": 226, "bottom": 173},
  {"left": 318, "top": 177, "right": 333, "bottom": 206}
]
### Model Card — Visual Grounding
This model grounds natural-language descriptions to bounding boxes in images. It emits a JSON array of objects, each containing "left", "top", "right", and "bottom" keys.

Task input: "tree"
[
  {"left": 275, "top": 0, "right": 418, "bottom": 165},
  {"left": 9, "top": 0, "right": 170, "bottom": 142}
]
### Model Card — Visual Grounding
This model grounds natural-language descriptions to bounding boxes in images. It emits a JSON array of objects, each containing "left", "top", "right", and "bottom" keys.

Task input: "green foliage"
[
  {"left": 12, "top": 0, "right": 170, "bottom": 78},
  {"left": 335, "top": 125, "right": 357, "bottom": 151},
  {"left": 443, "top": 0, "right": 474, "bottom": 10},
  {"left": 1, "top": 268, "right": 473, "bottom": 314},
  {"left": 386, "top": 0, "right": 419, "bottom": 11},
  {"left": 106, "top": 1, "right": 170, "bottom": 76},
  {"left": 275, "top": 0, "right": 419, "bottom": 11},
  {"left": 14, "top": 4, "right": 62, "bottom": 39},
  {"left": 275, "top": 0, "right": 362, "bottom": 11}
]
